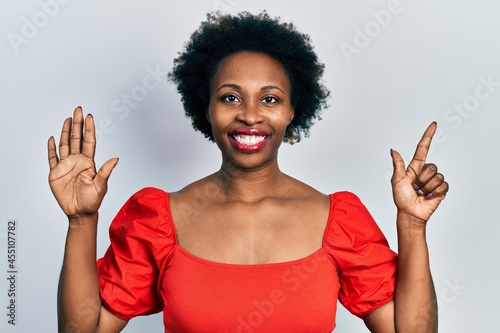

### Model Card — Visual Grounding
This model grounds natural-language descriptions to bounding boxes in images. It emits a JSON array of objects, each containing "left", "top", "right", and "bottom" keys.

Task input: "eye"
[
  {"left": 222, "top": 95, "right": 239, "bottom": 103},
  {"left": 262, "top": 96, "right": 278, "bottom": 104}
]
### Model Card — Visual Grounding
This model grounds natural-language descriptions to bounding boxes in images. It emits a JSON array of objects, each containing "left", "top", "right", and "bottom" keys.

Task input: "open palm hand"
[{"left": 48, "top": 107, "right": 118, "bottom": 219}]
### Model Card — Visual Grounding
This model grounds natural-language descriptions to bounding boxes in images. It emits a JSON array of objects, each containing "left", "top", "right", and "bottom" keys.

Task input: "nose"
[{"left": 235, "top": 101, "right": 263, "bottom": 125}]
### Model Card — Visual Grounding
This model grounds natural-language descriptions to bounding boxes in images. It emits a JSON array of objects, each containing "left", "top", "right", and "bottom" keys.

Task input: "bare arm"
[
  {"left": 364, "top": 122, "right": 448, "bottom": 332},
  {"left": 393, "top": 212, "right": 437, "bottom": 332},
  {"left": 57, "top": 214, "right": 127, "bottom": 333},
  {"left": 364, "top": 217, "right": 437, "bottom": 333},
  {"left": 49, "top": 107, "right": 125, "bottom": 332}
]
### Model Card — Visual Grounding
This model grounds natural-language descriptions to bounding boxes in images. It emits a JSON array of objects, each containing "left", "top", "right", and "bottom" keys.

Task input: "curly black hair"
[{"left": 168, "top": 11, "right": 330, "bottom": 143}]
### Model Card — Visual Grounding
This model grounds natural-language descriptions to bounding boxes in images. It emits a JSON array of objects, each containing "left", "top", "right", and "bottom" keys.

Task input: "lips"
[{"left": 229, "top": 128, "right": 270, "bottom": 153}]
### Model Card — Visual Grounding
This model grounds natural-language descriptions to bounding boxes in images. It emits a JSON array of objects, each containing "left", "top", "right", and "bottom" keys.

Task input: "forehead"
[{"left": 210, "top": 51, "right": 290, "bottom": 90}]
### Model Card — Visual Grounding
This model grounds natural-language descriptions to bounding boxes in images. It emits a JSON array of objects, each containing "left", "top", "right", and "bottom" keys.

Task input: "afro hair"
[{"left": 168, "top": 11, "right": 330, "bottom": 143}]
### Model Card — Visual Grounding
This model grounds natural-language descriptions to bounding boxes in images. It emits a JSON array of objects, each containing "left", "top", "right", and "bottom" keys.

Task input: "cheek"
[
  {"left": 270, "top": 111, "right": 294, "bottom": 129},
  {"left": 207, "top": 110, "right": 231, "bottom": 136}
]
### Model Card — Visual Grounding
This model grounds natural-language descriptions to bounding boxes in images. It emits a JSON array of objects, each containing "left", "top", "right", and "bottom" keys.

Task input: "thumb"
[
  {"left": 95, "top": 157, "right": 119, "bottom": 191},
  {"left": 390, "top": 149, "right": 406, "bottom": 184}
]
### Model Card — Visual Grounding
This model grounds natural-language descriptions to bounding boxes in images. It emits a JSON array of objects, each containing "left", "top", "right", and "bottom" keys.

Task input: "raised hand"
[
  {"left": 48, "top": 107, "right": 118, "bottom": 219},
  {"left": 390, "top": 122, "right": 449, "bottom": 223}
]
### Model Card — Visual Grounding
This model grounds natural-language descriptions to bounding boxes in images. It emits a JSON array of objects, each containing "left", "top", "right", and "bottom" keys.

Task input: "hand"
[
  {"left": 390, "top": 122, "right": 449, "bottom": 223},
  {"left": 47, "top": 107, "right": 118, "bottom": 220}
]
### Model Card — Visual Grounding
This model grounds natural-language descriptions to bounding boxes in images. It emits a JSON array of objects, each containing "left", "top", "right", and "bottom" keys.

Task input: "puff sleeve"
[
  {"left": 97, "top": 187, "right": 175, "bottom": 321},
  {"left": 324, "top": 192, "right": 398, "bottom": 318}
]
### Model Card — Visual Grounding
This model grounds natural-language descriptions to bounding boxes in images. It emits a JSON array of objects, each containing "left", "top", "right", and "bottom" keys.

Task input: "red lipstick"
[{"left": 228, "top": 128, "right": 270, "bottom": 153}]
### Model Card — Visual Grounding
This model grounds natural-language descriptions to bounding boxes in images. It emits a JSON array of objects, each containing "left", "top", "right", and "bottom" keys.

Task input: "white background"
[{"left": 1, "top": 0, "right": 499, "bottom": 332}]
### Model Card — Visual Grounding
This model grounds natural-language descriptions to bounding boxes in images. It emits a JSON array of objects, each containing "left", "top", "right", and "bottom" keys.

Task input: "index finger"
[{"left": 407, "top": 122, "right": 437, "bottom": 174}]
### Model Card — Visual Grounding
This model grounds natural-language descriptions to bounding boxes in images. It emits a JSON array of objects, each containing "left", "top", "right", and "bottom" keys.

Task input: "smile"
[
  {"left": 228, "top": 130, "right": 270, "bottom": 154},
  {"left": 232, "top": 135, "right": 267, "bottom": 145}
]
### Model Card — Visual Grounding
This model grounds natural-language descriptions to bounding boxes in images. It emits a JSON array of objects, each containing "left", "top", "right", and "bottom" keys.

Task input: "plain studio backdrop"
[{"left": 1, "top": 1, "right": 499, "bottom": 332}]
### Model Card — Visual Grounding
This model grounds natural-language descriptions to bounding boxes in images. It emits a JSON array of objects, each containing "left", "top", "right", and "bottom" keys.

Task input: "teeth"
[{"left": 233, "top": 135, "right": 266, "bottom": 145}]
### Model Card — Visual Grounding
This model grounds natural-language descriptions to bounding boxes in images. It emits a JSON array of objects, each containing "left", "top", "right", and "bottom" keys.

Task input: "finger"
[
  {"left": 82, "top": 114, "right": 96, "bottom": 159},
  {"left": 424, "top": 180, "right": 449, "bottom": 201},
  {"left": 390, "top": 149, "right": 406, "bottom": 184},
  {"left": 414, "top": 163, "right": 438, "bottom": 190},
  {"left": 58, "top": 117, "right": 72, "bottom": 160},
  {"left": 47, "top": 136, "right": 59, "bottom": 169},
  {"left": 419, "top": 172, "right": 444, "bottom": 198},
  {"left": 70, "top": 106, "right": 84, "bottom": 155},
  {"left": 406, "top": 122, "right": 437, "bottom": 177},
  {"left": 94, "top": 158, "right": 119, "bottom": 193}
]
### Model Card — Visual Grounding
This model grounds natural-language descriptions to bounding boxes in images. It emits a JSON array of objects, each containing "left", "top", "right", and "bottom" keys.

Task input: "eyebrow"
[{"left": 215, "top": 83, "right": 284, "bottom": 93}]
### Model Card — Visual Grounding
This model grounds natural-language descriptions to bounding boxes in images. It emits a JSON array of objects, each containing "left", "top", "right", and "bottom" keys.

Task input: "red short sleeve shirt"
[{"left": 97, "top": 187, "right": 397, "bottom": 332}]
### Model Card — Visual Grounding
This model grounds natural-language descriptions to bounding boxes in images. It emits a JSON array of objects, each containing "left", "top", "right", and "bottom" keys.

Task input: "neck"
[{"left": 213, "top": 159, "right": 292, "bottom": 203}]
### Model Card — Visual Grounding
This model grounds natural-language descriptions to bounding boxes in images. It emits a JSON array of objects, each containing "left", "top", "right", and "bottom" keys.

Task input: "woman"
[{"left": 49, "top": 12, "right": 448, "bottom": 332}]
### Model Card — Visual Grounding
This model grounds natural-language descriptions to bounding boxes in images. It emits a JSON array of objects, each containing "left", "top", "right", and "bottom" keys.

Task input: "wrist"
[
  {"left": 396, "top": 211, "right": 427, "bottom": 236},
  {"left": 67, "top": 212, "right": 98, "bottom": 227}
]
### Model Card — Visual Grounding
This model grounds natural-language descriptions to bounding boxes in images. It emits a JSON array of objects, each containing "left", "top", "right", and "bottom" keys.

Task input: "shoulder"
[
  {"left": 170, "top": 174, "right": 217, "bottom": 199},
  {"left": 324, "top": 191, "right": 389, "bottom": 249},
  {"left": 110, "top": 187, "right": 172, "bottom": 235},
  {"left": 127, "top": 186, "right": 168, "bottom": 203},
  {"left": 329, "top": 190, "right": 362, "bottom": 202},
  {"left": 327, "top": 190, "right": 372, "bottom": 218},
  {"left": 119, "top": 187, "right": 168, "bottom": 212},
  {"left": 285, "top": 175, "right": 328, "bottom": 200},
  {"left": 168, "top": 175, "right": 231, "bottom": 215},
  {"left": 328, "top": 191, "right": 368, "bottom": 215}
]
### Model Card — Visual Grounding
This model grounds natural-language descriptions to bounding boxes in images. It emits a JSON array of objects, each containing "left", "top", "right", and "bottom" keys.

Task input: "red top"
[{"left": 97, "top": 187, "right": 397, "bottom": 332}]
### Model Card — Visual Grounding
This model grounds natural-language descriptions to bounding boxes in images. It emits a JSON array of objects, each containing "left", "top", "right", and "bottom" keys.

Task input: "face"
[{"left": 207, "top": 51, "right": 295, "bottom": 170}]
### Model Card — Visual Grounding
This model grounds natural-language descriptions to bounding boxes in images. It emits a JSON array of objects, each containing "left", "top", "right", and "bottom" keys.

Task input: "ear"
[
  {"left": 205, "top": 108, "right": 211, "bottom": 124},
  {"left": 288, "top": 107, "right": 295, "bottom": 124}
]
